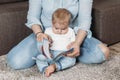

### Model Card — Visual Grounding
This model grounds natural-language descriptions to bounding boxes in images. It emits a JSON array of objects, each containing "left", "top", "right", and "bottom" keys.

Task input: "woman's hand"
[
  {"left": 36, "top": 32, "right": 52, "bottom": 43},
  {"left": 66, "top": 29, "right": 87, "bottom": 57},
  {"left": 66, "top": 41, "right": 80, "bottom": 57}
]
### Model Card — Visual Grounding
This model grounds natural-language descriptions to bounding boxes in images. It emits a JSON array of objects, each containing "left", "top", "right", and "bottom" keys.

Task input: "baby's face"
[{"left": 52, "top": 21, "right": 69, "bottom": 34}]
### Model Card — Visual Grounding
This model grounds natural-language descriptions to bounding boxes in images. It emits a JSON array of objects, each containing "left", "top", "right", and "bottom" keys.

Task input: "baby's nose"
[{"left": 58, "top": 29, "right": 62, "bottom": 33}]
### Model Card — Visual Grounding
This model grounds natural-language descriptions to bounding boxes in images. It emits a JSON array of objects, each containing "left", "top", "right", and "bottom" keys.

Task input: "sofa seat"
[
  {"left": 0, "top": 1, "right": 32, "bottom": 56},
  {"left": 92, "top": 0, "right": 120, "bottom": 45}
]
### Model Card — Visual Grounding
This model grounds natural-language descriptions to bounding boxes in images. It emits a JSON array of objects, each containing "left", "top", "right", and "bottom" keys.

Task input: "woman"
[{"left": 7, "top": 0, "right": 109, "bottom": 69}]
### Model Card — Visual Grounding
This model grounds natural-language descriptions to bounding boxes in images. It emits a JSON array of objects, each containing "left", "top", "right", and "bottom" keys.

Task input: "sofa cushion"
[
  {"left": 0, "top": 0, "right": 27, "bottom": 4},
  {"left": 92, "top": 0, "right": 120, "bottom": 44},
  {"left": 0, "top": 1, "right": 32, "bottom": 56}
]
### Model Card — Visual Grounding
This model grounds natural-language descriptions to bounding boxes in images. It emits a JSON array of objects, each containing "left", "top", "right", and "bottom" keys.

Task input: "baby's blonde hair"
[{"left": 52, "top": 8, "right": 71, "bottom": 24}]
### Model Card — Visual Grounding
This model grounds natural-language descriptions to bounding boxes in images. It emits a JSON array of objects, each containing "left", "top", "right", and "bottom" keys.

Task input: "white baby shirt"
[{"left": 45, "top": 27, "right": 75, "bottom": 51}]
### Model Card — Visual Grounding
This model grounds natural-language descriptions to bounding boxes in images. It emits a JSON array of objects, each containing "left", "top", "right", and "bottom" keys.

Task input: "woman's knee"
[
  {"left": 7, "top": 54, "right": 36, "bottom": 70},
  {"left": 7, "top": 49, "right": 36, "bottom": 70},
  {"left": 77, "top": 44, "right": 109, "bottom": 64},
  {"left": 7, "top": 59, "right": 22, "bottom": 70},
  {"left": 7, "top": 54, "right": 24, "bottom": 69},
  {"left": 7, "top": 34, "right": 39, "bottom": 69},
  {"left": 98, "top": 43, "right": 110, "bottom": 60}
]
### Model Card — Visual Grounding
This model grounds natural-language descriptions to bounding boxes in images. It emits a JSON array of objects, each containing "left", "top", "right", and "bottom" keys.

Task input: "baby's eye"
[
  {"left": 55, "top": 28, "right": 59, "bottom": 30},
  {"left": 62, "top": 28, "right": 67, "bottom": 30}
]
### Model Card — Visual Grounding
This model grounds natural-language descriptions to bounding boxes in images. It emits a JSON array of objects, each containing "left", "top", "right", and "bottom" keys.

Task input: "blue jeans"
[
  {"left": 7, "top": 33, "right": 105, "bottom": 69},
  {"left": 36, "top": 50, "right": 76, "bottom": 73}
]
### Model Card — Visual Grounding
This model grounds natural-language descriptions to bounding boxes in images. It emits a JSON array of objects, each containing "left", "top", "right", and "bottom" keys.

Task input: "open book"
[
  {"left": 33, "top": 39, "right": 74, "bottom": 61},
  {"left": 32, "top": 48, "right": 74, "bottom": 62}
]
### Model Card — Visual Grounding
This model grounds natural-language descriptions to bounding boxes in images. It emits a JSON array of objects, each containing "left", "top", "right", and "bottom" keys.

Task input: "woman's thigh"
[
  {"left": 7, "top": 33, "right": 40, "bottom": 69},
  {"left": 77, "top": 37, "right": 106, "bottom": 64}
]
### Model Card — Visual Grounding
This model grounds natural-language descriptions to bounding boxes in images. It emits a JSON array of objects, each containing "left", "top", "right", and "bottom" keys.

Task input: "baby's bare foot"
[{"left": 45, "top": 64, "right": 56, "bottom": 77}]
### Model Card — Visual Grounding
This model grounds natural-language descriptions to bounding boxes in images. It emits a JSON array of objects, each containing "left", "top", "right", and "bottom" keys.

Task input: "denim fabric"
[
  {"left": 25, "top": 0, "right": 93, "bottom": 38},
  {"left": 7, "top": 34, "right": 39, "bottom": 69},
  {"left": 77, "top": 37, "right": 106, "bottom": 64},
  {"left": 7, "top": 34, "right": 106, "bottom": 69},
  {"left": 36, "top": 50, "right": 76, "bottom": 73}
]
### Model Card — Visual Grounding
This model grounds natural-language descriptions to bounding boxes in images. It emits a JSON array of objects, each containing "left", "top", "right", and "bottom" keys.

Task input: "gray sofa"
[
  {"left": 92, "top": 0, "right": 120, "bottom": 45},
  {"left": 0, "top": 0, "right": 31, "bottom": 56},
  {"left": 0, "top": 0, "right": 120, "bottom": 56}
]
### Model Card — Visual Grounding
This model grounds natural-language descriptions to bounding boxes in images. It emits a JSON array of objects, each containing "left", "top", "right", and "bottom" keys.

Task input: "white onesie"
[{"left": 45, "top": 27, "right": 75, "bottom": 51}]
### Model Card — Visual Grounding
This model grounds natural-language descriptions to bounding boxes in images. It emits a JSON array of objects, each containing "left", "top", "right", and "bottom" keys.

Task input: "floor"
[{"left": 0, "top": 42, "right": 120, "bottom": 80}]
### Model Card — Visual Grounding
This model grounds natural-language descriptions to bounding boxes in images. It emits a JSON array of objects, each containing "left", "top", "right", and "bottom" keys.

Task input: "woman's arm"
[
  {"left": 77, "top": 0, "right": 93, "bottom": 31},
  {"left": 67, "top": 29, "right": 87, "bottom": 57},
  {"left": 75, "top": 29, "right": 87, "bottom": 46},
  {"left": 25, "top": 0, "right": 43, "bottom": 34},
  {"left": 67, "top": 0, "right": 93, "bottom": 57},
  {"left": 75, "top": 0, "right": 93, "bottom": 46},
  {"left": 25, "top": 0, "right": 49, "bottom": 42},
  {"left": 31, "top": 24, "right": 43, "bottom": 35}
]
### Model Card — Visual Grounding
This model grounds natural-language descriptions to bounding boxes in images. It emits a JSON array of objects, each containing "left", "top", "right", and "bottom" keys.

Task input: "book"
[{"left": 33, "top": 39, "right": 74, "bottom": 62}]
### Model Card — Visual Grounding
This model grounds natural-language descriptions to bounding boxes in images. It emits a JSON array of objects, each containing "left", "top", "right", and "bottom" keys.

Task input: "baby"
[{"left": 36, "top": 8, "right": 76, "bottom": 77}]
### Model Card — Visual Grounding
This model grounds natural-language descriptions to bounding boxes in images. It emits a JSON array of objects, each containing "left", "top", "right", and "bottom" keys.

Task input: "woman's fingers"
[
  {"left": 36, "top": 35, "right": 43, "bottom": 42},
  {"left": 43, "top": 34, "right": 49, "bottom": 39},
  {"left": 36, "top": 33, "right": 44, "bottom": 42},
  {"left": 36, "top": 33, "right": 51, "bottom": 42},
  {"left": 66, "top": 51, "right": 80, "bottom": 57},
  {"left": 43, "top": 34, "right": 53, "bottom": 43},
  {"left": 66, "top": 46, "right": 80, "bottom": 57},
  {"left": 67, "top": 42, "right": 74, "bottom": 49}
]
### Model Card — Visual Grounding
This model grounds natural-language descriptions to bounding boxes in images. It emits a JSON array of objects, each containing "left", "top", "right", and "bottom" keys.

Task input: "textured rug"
[{"left": 0, "top": 42, "right": 120, "bottom": 80}]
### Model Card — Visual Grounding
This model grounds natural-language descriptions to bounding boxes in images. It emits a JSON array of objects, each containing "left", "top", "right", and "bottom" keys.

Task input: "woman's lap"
[
  {"left": 7, "top": 33, "right": 39, "bottom": 69},
  {"left": 7, "top": 34, "right": 106, "bottom": 69}
]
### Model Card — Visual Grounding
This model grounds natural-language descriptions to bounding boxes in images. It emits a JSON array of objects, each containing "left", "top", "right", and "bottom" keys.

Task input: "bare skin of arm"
[{"left": 67, "top": 29, "right": 87, "bottom": 57}]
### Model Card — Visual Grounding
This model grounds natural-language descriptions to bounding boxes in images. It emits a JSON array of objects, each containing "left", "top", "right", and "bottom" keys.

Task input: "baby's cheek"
[{"left": 53, "top": 29, "right": 57, "bottom": 34}]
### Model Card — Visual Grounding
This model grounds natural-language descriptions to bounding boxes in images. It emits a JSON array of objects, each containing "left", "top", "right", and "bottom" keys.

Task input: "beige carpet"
[{"left": 0, "top": 42, "right": 120, "bottom": 80}]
